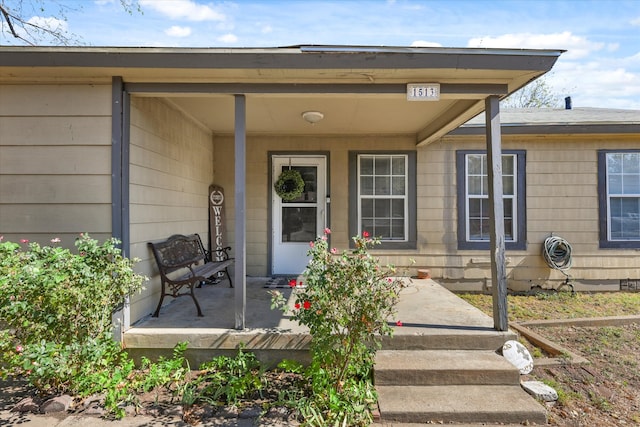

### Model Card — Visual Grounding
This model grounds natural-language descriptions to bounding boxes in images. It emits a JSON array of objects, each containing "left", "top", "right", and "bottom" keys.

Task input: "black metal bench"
[{"left": 148, "top": 233, "right": 233, "bottom": 317}]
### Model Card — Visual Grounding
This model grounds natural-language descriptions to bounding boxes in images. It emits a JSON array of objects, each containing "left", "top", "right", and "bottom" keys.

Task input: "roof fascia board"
[
  {"left": 451, "top": 124, "right": 640, "bottom": 135},
  {"left": 124, "top": 82, "right": 508, "bottom": 96},
  {"left": 0, "top": 47, "right": 562, "bottom": 72}
]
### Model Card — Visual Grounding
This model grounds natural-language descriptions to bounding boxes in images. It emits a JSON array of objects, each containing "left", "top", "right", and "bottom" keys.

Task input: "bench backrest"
[{"left": 149, "top": 234, "right": 206, "bottom": 273}]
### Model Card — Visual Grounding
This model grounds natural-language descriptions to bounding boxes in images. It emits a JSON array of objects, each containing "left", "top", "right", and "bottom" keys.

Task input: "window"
[
  {"left": 349, "top": 152, "right": 416, "bottom": 249},
  {"left": 598, "top": 150, "right": 640, "bottom": 248},
  {"left": 457, "top": 150, "right": 526, "bottom": 250}
]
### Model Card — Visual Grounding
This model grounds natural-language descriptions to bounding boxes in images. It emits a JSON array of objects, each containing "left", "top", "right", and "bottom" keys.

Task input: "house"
[{"left": 14, "top": 45, "right": 637, "bottom": 334}]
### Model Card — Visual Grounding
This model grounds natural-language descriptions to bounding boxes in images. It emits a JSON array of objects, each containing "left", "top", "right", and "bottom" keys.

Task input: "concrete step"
[
  {"left": 376, "top": 385, "right": 547, "bottom": 425},
  {"left": 374, "top": 350, "right": 520, "bottom": 386},
  {"left": 381, "top": 329, "right": 516, "bottom": 351}
]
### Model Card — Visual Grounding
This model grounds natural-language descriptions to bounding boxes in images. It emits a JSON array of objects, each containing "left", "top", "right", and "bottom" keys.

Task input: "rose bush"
[
  {"left": 0, "top": 234, "right": 146, "bottom": 394},
  {"left": 271, "top": 229, "right": 407, "bottom": 425}
]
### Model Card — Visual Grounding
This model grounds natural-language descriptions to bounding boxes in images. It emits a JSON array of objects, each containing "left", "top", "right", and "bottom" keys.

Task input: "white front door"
[{"left": 272, "top": 155, "right": 327, "bottom": 275}]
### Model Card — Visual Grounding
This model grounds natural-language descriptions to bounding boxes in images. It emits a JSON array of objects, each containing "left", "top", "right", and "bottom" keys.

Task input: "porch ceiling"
[
  {"left": 163, "top": 93, "right": 460, "bottom": 138},
  {"left": 0, "top": 45, "right": 564, "bottom": 144}
]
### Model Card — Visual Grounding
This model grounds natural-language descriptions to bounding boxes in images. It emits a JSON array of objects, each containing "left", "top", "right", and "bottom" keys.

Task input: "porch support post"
[
  {"left": 485, "top": 96, "right": 508, "bottom": 332},
  {"left": 234, "top": 94, "right": 247, "bottom": 330},
  {"left": 111, "top": 76, "right": 131, "bottom": 338}
]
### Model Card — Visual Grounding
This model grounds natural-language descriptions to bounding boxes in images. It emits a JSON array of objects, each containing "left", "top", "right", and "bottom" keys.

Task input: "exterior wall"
[
  {"left": 213, "top": 134, "right": 417, "bottom": 277},
  {"left": 215, "top": 131, "right": 640, "bottom": 293},
  {"left": 128, "top": 97, "right": 214, "bottom": 323},
  {"left": 430, "top": 133, "right": 640, "bottom": 292},
  {"left": 0, "top": 84, "right": 112, "bottom": 246}
]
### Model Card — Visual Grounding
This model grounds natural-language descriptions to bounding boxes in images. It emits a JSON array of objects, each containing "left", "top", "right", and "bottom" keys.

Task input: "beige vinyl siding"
[
  {"left": 0, "top": 84, "right": 112, "bottom": 246},
  {"left": 213, "top": 130, "right": 639, "bottom": 290},
  {"left": 213, "top": 134, "right": 416, "bottom": 277},
  {"left": 128, "top": 97, "right": 214, "bottom": 323},
  {"left": 422, "top": 134, "right": 640, "bottom": 291}
]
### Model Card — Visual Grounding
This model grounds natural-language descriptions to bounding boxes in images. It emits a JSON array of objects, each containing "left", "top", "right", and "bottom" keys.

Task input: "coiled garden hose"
[{"left": 543, "top": 234, "right": 572, "bottom": 276}]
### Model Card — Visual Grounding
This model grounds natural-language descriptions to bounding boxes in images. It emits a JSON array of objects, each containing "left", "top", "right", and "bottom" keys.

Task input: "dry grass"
[{"left": 458, "top": 291, "right": 640, "bottom": 322}]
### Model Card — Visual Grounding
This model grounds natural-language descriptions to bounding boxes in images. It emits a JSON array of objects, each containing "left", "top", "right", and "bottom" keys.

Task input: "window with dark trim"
[
  {"left": 349, "top": 151, "right": 416, "bottom": 249},
  {"left": 456, "top": 150, "right": 527, "bottom": 250},
  {"left": 598, "top": 150, "right": 640, "bottom": 248}
]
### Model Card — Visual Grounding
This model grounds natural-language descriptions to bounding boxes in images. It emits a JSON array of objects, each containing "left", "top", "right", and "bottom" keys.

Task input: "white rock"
[
  {"left": 502, "top": 340, "right": 534, "bottom": 374},
  {"left": 522, "top": 380, "right": 559, "bottom": 402}
]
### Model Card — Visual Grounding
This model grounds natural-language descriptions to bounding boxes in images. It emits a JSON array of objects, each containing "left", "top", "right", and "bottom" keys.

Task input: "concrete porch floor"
[{"left": 123, "top": 277, "right": 516, "bottom": 366}]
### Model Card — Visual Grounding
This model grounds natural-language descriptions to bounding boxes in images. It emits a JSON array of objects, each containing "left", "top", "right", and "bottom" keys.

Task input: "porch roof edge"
[{"left": 0, "top": 45, "right": 564, "bottom": 72}]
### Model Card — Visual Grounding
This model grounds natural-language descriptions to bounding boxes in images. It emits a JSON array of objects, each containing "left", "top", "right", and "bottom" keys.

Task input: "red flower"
[
  {"left": 295, "top": 303, "right": 301, "bottom": 310},
  {"left": 396, "top": 320, "right": 403, "bottom": 327},
  {"left": 362, "top": 231, "right": 370, "bottom": 238},
  {"left": 303, "top": 301, "right": 311, "bottom": 309},
  {"left": 289, "top": 279, "right": 297, "bottom": 288}
]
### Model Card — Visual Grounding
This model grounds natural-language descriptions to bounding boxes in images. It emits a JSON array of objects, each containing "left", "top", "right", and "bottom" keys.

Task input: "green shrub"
[{"left": 0, "top": 234, "right": 146, "bottom": 394}]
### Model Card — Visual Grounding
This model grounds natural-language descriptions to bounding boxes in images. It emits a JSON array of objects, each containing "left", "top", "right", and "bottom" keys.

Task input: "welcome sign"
[{"left": 209, "top": 184, "right": 226, "bottom": 278}]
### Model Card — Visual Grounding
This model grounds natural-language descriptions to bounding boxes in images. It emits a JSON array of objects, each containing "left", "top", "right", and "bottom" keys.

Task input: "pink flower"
[
  {"left": 330, "top": 247, "right": 338, "bottom": 254},
  {"left": 387, "top": 278, "right": 393, "bottom": 283},
  {"left": 321, "top": 235, "right": 327, "bottom": 241},
  {"left": 309, "top": 241, "right": 315, "bottom": 248},
  {"left": 362, "top": 231, "right": 370, "bottom": 238},
  {"left": 324, "top": 228, "right": 331, "bottom": 235},
  {"left": 20, "top": 239, "right": 29, "bottom": 244},
  {"left": 0, "top": 235, "right": 3, "bottom": 242},
  {"left": 396, "top": 320, "right": 403, "bottom": 327},
  {"left": 303, "top": 301, "right": 311, "bottom": 310},
  {"left": 289, "top": 279, "right": 297, "bottom": 288},
  {"left": 50, "top": 237, "right": 61, "bottom": 244},
  {"left": 15, "top": 345, "right": 23, "bottom": 353}
]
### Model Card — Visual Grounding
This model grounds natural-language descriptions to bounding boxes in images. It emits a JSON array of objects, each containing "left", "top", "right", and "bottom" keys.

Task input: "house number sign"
[{"left": 406, "top": 83, "right": 440, "bottom": 101}]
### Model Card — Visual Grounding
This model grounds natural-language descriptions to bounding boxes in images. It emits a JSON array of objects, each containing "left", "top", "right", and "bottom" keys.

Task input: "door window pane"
[{"left": 282, "top": 207, "right": 316, "bottom": 242}]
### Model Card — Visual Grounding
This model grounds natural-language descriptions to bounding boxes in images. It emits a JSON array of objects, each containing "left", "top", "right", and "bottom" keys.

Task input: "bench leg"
[
  {"left": 190, "top": 284, "right": 204, "bottom": 317},
  {"left": 153, "top": 286, "right": 166, "bottom": 317},
  {"left": 225, "top": 267, "right": 233, "bottom": 288}
]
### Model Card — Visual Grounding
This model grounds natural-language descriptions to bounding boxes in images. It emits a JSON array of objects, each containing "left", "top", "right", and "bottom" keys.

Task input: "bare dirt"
[{"left": 521, "top": 322, "right": 640, "bottom": 427}]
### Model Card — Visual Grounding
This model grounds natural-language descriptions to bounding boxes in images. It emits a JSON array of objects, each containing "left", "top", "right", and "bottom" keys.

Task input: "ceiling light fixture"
[{"left": 302, "top": 111, "right": 324, "bottom": 124}]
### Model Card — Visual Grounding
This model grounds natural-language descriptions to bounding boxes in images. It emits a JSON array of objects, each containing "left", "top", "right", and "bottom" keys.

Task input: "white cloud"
[
  {"left": 411, "top": 40, "right": 442, "bottom": 47},
  {"left": 139, "top": 0, "right": 225, "bottom": 22},
  {"left": 631, "top": 17, "right": 640, "bottom": 26},
  {"left": 261, "top": 25, "right": 273, "bottom": 34},
  {"left": 548, "top": 56, "right": 640, "bottom": 109},
  {"left": 467, "top": 31, "right": 604, "bottom": 60},
  {"left": 218, "top": 33, "right": 238, "bottom": 43},
  {"left": 165, "top": 25, "right": 191, "bottom": 37},
  {"left": 27, "top": 16, "right": 69, "bottom": 33}
]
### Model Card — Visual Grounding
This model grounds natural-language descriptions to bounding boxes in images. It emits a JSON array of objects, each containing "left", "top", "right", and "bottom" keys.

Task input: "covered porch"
[{"left": 122, "top": 276, "right": 516, "bottom": 367}]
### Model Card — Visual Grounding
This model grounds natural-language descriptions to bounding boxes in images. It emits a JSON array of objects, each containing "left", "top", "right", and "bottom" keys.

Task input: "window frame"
[
  {"left": 349, "top": 151, "right": 416, "bottom": 249},
  {"left": 598, "top": 149, "right": 640, "bottom": 249},
  {"left": 456, "top": 149, "right": 527, "bottom": 250}
]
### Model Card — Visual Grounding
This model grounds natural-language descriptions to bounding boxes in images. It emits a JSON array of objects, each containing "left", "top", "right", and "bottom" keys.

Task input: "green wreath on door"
[{"left": 274, "top": 169, "right": 305, "bottom": 201}]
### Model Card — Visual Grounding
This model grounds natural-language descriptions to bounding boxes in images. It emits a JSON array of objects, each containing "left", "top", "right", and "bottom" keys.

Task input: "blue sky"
[{"left": 3, "top": 0, "right": 640, "bottom": 109}]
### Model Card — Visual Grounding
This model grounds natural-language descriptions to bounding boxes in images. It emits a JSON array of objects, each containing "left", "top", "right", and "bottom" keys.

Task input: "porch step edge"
[
  {"left": 376, "top": 385, "right": 547, "bottom": 425},
  {"left": 374, "top": 350, "right": 520, "bottom": 386}
]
